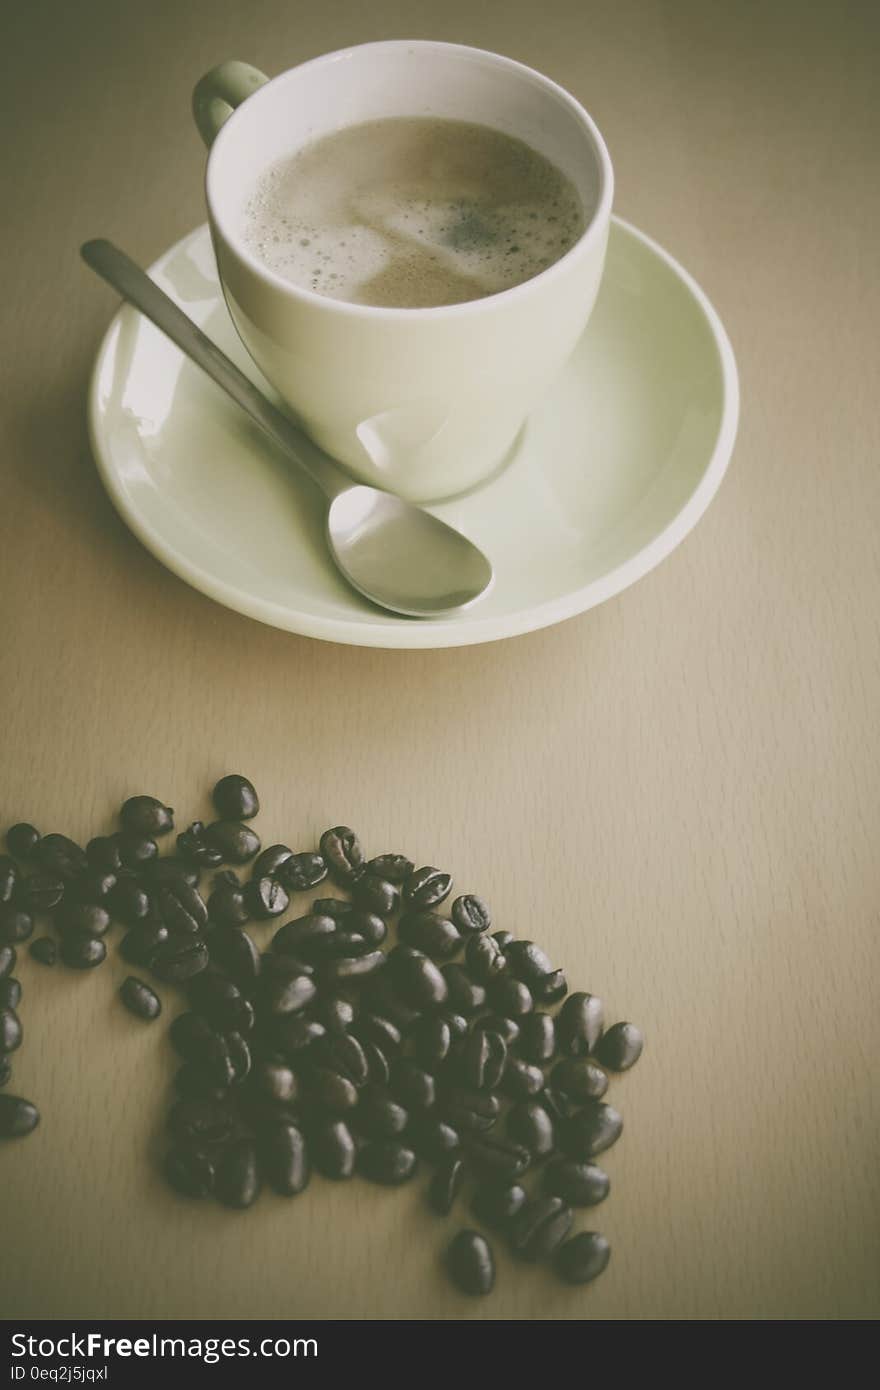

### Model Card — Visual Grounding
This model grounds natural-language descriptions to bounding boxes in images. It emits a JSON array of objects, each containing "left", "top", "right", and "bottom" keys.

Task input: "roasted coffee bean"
[
  {"left": 352, "top": 874, "right": 400, "bottom": 917},
  {"left": 86, "top": 836, "right": 125, "bottom": 874},
  {"left": 489, "top": 976, "right": 533, "bottom": 1018},
  {"left": 361, "top": 1039, "right": 391, "bottom": 1088},
  {"left": 492, "top": 930, "right": 514, "bottom": 948},
  {"left": 504, "top": 940, "right": 553, "bottom": 985},
  {"left": 398, "top": 911, "right": 461, "bottom": 959},
  {"left": 441, "top": 964, "right": 486, "bottom": 1015},
  {"left": 150, "top": 935, "right": 208, "bottom": 983},
  {"left": 463, "top": 1132, "right": 531, "bottom": 1181},
  {"left": 261, "top": 1121, "right": 310, "bottom": 1196},
  {"left": 6, "top": 824, "right": 40, "bottom": 859},
  {"left": 450, "top": 894, "right": 491, "bottom": 934},
  {"left": 188, "top": 973, "right": 254, "bottom": 1034},
  {"left": 363, "top": 973, "right": 421, "bottom": 1031},
  {"left": 177, "top": 821, "right": 223, "bottom": 868},
  {"left": 320, "top": 950, "right": 386, "bottom": 986},
  {"left": 536, "top": 970, "right": 568, "bottom": 1005},
  {"left": 472, "top": 1181, "right": 528, "bottom": 1231},
  {"left": 543, "top": 1158, "right": 610, "bottom": 1207},
  {"left": 251, "top": 844, "right": 292, "bottom": 880},
  {"left": 278, "top": 852, "right": 328, "bottom": 892},
  {"left": 319, "top": 826, "right": 364, "bottom": 886},
  {"left": 0, "top": 1008, "right": 22, "bottom": 1052},
  {"left": 443, "top": 1087, "right": 499, "bottom": 1134},
  {"left": 358, "top": 1139, "right": 418, "bottom": 1185},
  {"left": 356, "top": 1088, "right": 408, "bottom": 1139},
  {"left": 0, "top": 906, "right": 33, "bottom": 944},
  {"left": 354, "top": 1012, "right": 402, "bottom": 1054},
  {"left": 459, "top": 1029, "right": 507, "bottom": 1091},
  {"left": 390, "top": 1059, "right": 436, "bottom": 1111},
  {"left": 119, "top": 920, "right": 169, "bottom": 967},
  {"left": 412, "top": 1015, "right": 453, "bottom": 1069},
  {"left": 447, "top": 1230, "right": 495, "bottom": 1296},
  {"left": 207, "top": 878, "right": 249, "bottom": 929},
  {"left": 507, "top": 1101, "right": 555, "bottom": 1157},
  {"left": 163, "top": 1146, "right": 215, "bottom": 1199},
  {"left": 159, "top": 881, "right": 209, "bottom": 934},
  {"left": 509, "top": 1196, "right": 573, "bottom": 1262},
  {"left": 120, "top": 796, "right": 174, "bottom": 837},
  {"left": 473, "top": 1014, "right": 520, "bottom": 1047},
  {"left": 318, "top": 1033, "right": 369, "bottom": 1088},
  {"left": 0, "top": 857, "right": 17, "bottom": 905},
  {"left": 56, "top": 902, "right": 110, "bottom": 937},
  {"left": 428, "top": 1154, "right": 465, "bottom": 1214},
  {"left": 260, "top": 949, "right": 313, "bottom": 982},
  {"left": 119, "top": 977, "right": 161, "bottom": 1021},
  {"left": 0, "top": 1057, "right": 11, "bottom": 1087},
  {"left": 502, "top": 1057, "right": 545, "bottom": 1100},
  {"left": 557, "top": 992, "right": 604, "bottom": 1056},
  {"left": 260, "top": 961, "right": 316, "bottom": 1017},
  {"left": 404, "top": 865, "right": 452, "bottom": 910},
  {"left": 215, "top": 1137, "right": 261, "bottom": 1208},
  {"left": 173, "top": 1064, "right": 229, "bottom": 1103},
  {"left": 171, "top": 1026, "right": 234, "bottom": 1091},
  {"left": 464, "top": 933, "right": 507, "bottom": 983},
  {"left": 108, "top": 877, "right": 152, "bottom": 926},
  {"left": 437, "top": 1010, "right": 469, "bottom": 1043},
  {"left": 208, "top": 926, "right": 260, "bottom": 989},
  {"left": 0, "top": 1094, "right": 40, "bottom": 1138},
  {"left": 310, "top": 1117, "right": 356, "bottom": 1179},
  {"left": 0, "top": 945, "right": 16, "bottom": 978},
  {"left": 68, "top": 869, "right": 117, "bottom": 906},
  {"left": 117, "top": 832, "right": 159, "bottom": 870},
  {"left": 251, "top": 1057, "right": 298, "bottom": 1105},
  {"left": 0, "top": 978, "right": 21, "bottom": 1010},
  {"left": 245, "top": 875, "right": 289, "bottom": 921},
  {"left": 205, "top": 821, "right": 260, "bottom": 865},
  {"left": 344, "top": 910, "right": 387, "bottom": 946},
  {"left": 307, "top": 929, "right": 371, "bottom": 961},
  {"left": 272, "top": 1015, "right": 326, "bottom": 1054},
  {"left": 594, "top": 1020, "right": 644, "bottom": 1071},
  {"left": 554, "top": 1231, "right": 611, "bottom": 1285},
  {"left": 29, "top": 936, "right": 57, "bottom": 966},
  {"left": 387, "top": 947, "right": 448, "bottom": 1009},
  {"left": 272, "top": 913, "right": 337, "bottom": 959},
  {"left": 312, "top": 996, "right": 355, "bottom": 1034},
  {"left": 226, "top": 1032, "right": 251, "bottom": 1084},
  {"left": 212, "top": 774, "right": 260, "bottom": 821},
  {"left": 408, "top": 1114, "right": 461, "bottom": 1162},
  {"left": 541, "top": 1086, "right": 581, "bottom": 1126},
  {"left": 552, "top": 1057, "right": 608, "bottom": 1102},
  {"left": 15, "top": 873, "right": 64, "bottom": 914},
  {"left": 517, "top": 1012, "right": 556, "bottom": 1064},
  {"left": 60, "top": 933, "right": 106, "bottom": 969},
  {"left": 169, "top": 1097, "right": 237, "bottom": 1148},
  {"left": 312, "top": 897, "right": 354, "bottom": 920},
  {"left": 38, "top": 834, "right": 88, "bottom": 880},
  {"left": 145, "top": 858, "right": 199, "bottom": 888},
  {"left": 561, "top": 1101, "right": 623, "bottom": 1159},
  {"left": 366, "top": 854, "right": 413, "bottom": 884}
]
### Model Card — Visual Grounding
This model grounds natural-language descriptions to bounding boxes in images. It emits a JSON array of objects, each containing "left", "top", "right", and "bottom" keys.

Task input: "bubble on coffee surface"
[{"left": 241, "top": 117, "right": 588, "bottom": 308}]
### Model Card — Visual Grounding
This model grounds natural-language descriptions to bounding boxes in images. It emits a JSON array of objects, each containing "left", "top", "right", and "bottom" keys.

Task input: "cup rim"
[{"left": 206, "top": 39, "right": 614, "bottom": 320}]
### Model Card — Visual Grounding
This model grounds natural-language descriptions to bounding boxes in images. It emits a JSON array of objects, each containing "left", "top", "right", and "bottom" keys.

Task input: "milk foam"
[{"left": 241, "top": 117, "right": 587, "bottom": 308}]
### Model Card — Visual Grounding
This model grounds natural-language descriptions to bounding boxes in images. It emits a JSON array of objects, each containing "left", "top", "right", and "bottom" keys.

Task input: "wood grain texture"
[{"left": 1, "top": 0, "right": 878, "bottom": 1320}]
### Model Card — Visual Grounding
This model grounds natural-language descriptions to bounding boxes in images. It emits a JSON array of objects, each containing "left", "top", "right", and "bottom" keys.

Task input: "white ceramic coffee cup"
[{"left": 194, "top": 41, "right": 613, "bottom": 502}]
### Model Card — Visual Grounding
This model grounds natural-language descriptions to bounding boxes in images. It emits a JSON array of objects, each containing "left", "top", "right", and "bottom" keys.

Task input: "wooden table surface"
[{"left": 2, "top": 0, "right": 878, "bottom": 1321}]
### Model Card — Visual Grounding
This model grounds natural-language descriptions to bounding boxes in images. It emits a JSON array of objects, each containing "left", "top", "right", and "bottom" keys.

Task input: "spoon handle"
[{"left": 80, "top": 238, "right": 350, "bottom": 499}]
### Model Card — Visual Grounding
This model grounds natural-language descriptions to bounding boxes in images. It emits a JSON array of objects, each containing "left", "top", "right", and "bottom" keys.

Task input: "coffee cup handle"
[{"left": 192, "top": 61, "right": 269, "bottom": 148}]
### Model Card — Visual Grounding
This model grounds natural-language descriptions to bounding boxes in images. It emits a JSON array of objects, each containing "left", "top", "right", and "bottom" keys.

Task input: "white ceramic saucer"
[{"left": 88, "top": 218, "right": 738, "bottom": 648}]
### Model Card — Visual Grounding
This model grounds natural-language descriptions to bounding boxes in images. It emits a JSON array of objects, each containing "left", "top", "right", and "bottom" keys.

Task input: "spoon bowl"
[{"left": 328, "top": 486, "right": 494, "bottom": 617}]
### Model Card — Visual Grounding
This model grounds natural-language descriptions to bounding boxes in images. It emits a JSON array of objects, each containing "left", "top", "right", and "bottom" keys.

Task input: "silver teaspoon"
[{"left": 81, "top": 239, "right": 494, "bottom": 618}]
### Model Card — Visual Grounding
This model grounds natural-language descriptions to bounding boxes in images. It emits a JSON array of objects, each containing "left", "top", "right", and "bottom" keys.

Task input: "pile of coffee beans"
[{"left": 0, "top": 777, "right": 643, "bottom": 1297}]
